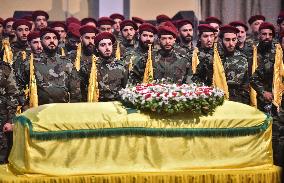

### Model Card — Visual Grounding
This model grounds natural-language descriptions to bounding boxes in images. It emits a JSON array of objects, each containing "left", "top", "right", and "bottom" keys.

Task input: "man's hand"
[
  {"left": 263, "top": 91, "right": 273, "bottom": 102},
  {"left": 3, "top": 123, "right": 13, "bottom": 132}
]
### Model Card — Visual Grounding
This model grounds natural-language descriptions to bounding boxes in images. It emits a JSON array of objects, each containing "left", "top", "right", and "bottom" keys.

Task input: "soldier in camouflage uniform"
[
  {"left": 0, "top": 62, "right": 19, "bottom": 164},
  {"left": 32, "top": 10, "right": 49, "bottom": 31},
  {"left": 97, "top": 17, "right": 114, "bottom": 34},
  {"left": 119, "top": 20, "right": 138, "bottom": 58},
  {"left": 2, "top": 18, "right": 16, "bottom": 44},
  {"left": 219, "top": 25, "right": 249, "bottom": 104},
  {"left": 110, "top": 14, "right": 124, "bottom": 42},
  {"left": 62, "top": 23, "right": 81, "bottom": 57},
  {"left": 80, "top": 32, "right": 128, "bottom": 101},
  {"left": 250, "top": 22, "right": 284, "bottom": 166},
  {"left": 205, "top": 17, "right": 222, "bottom": 43},
  {"left": 175, "top": 19, "right": 194, "bottom": 59},
  {"left": 23, "top": 28, "right": 81, "bottom": 104},
  {"left": 192, "top": 24, "right": 217, "bottom": 86},
  {"left": 246, "top": 15, "right": 265, "bottom": 45},
  {"left": 131, "top": 25, "right": 191, "bottom": 84},
  {"left": 50, "top": 21, "right": 67, "bottom": 49}
]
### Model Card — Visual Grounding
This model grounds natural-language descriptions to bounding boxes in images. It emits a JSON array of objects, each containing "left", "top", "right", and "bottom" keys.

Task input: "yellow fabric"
[
  {"left": 74, "top": 43, "right": 81, "bottom": 71},
  {"left": 273, "top": 44, "right": 284, "bottom": 108},
  {"left": 21, "top": 51, "right": 26, "bottom": 60},
  {"left": 21, "top": 101, "right": 267, "bottom": 131},
  {"left": 0, "top": 165, "right": 281, "bottom": 183},
  {"left": 115, "top": 41, "right": 121, "bottom": 60},
  {"left": 2, "top": 39, "right": 13, "bottom": 64},
  {"left": 191, "top": 47, "right": 200, "bottom": 74},
  {"left": 8, "top": 101, "right": 273, "bottom": 176},
  {"left": 29, "top": 53, "right": 38, "bottom": 108},
  {"left": 61, "top": 47, "right": 66, "bottom": 56},
  {"left": 250, "top": 45, "right": 258, "bottom": 107},
  {"left": 87, "top": 55, "right": 99, "bottom": 102},
  {"left": 212, "top": 43, "right": 229, "bottom": 99},
  {"left": 143, "top": 44, "right": 153, "bottom": 83}
]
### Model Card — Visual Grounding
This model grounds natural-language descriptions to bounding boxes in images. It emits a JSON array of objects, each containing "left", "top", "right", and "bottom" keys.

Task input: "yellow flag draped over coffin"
[
  {"left": 87, "top": 55, "right": 99, "bottom": 102},
  {"left": 250, "top": 45, "right": 258, "bottom": 107},
  {"left": 273, "top": 44, "right": 284, "bottom": 108},
  {"left": 191, "top": 47, "right": 200, "bottom": 74},
  {"left": 212, "top": 43, "right": 229, "bottom": 99},
  {"left": 143, "top": 44, "right": 153, "bottom": 84}
]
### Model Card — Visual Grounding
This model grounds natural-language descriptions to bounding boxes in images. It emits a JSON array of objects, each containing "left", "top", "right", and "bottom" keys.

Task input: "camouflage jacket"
[
  {"left": 246, "top": 33, "right": 259, "bottom": 46},
  {"left": 130, "top": 48, "right": 192, "bottom": 84},
  {"left": 222, "top": 50, "right": 250, "bottom": 104},
  {"left": 23, "top": 52, "right": 82, "bottom": 105},
  {"left": 175, "top": 41, "right": 194, "bottom": 59},
  {"left": 192, "top": 47, "right": 214, "bottom": 86},
  {"left": 123, "top": 44, "right": 148, "bottom": 72},
  {"left": 80, "top": 56, "right": 128, "bottom": 102},
  {"left": 119, "top": 38, "right": 138, "bottom": 59},
  {"left": 0, "top": 62, "right": 19, "bottom": 124}
]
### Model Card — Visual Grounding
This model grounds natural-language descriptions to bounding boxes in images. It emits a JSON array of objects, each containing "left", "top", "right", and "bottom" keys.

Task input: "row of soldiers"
[{"left": 0, "top": 10, "right": 284, "bottom": 165}]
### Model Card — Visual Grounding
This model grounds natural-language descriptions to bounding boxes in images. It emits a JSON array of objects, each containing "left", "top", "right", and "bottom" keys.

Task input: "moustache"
[{"left": 49, "top": 43, "right": 56, "bottom": 47}]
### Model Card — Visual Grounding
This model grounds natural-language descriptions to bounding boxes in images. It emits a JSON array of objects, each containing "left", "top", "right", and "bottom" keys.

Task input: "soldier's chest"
[
  {"left": 97, "top": 63, "right": 123, "bottom": 82},
  {"left": 35, "top": 61, "right": 68, "bottom": 83}
]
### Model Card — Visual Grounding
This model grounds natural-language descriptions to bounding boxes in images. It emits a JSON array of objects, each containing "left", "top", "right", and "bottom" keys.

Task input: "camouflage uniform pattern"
[
  {"left": 222, "top": 50, "right": 250, "bottom": 104},
  {"left": 175, "top": 41, "right": 194, "bottom": 59},
  {"left": 80, "top": 56, "right": 128, "bottom": 101},
  {"left": 0, "top": 62, "right": 19, "bottom": 164},
  {"left": 23, "top": 52, "right": 82, "bottom": 105}
]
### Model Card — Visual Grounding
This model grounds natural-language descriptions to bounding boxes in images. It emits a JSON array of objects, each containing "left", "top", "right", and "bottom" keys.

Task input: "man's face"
[
  {"left": 67, "top": 36, "right": 80, "bottom": 50},
  {"left": 54, "top": 27, "right": 66, "bottom": 41},
  {"left": 159, "top": 34, "right": 176, "bottom": 51},
  {"left": 222, "top": 32, "right": 237, "bottom": 53},
  {"left": 200, "top": 32, "right": 215, "bottom": 48},
  {"left": 279, "top": 21, "right": 284, "bottom": 32},
  {"left": 99, "top": 25, "right": 112, "bottom": 33},
  {"left": 97, "top": 39, "right": 113, "bottom": 58},
  {"left": 30, "top": 38, "right": 43, "bottom": 54},
  {"left": 113, "top": 19, "right": 122, "bottom": 32},
  {"left": 236, "top": 26, "right": 246, "bottom": 44},
  {"left": 179, "top": 24, "right": 193, "bottom": 43},
  {"left": 81, "top": 33, "right": 96, "bottom": 52},
  {"left": 250, "top": 20, "right": 264, "bottom": 33},
  {"left": 139, "top": 31, "right": 154, "bottom": 47},
  {"left": 41, "top": 33, "right": 58, "bottom": 50},
  {"left": 4, "top": 21, "right": 15, "bottom": 36},
  {"left": 121, "top": 25, "right": 135, "bottom": 41},
  {"left": 209, "top": 22, "right": 220, "bottom": 40},
  {"left": 259, "top": 29, "right": 273, "bottom": 43},
  {"left": 35, "top": 16, "right": 47, "bottom": 30},
  {"left": 16, "top": 25, "right": 30, "bottom": 42}
]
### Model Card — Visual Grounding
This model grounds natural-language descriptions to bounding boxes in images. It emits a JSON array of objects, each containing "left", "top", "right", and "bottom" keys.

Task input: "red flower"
[{"left": 144, "top": 93, "right": 152, "bottom": 99}]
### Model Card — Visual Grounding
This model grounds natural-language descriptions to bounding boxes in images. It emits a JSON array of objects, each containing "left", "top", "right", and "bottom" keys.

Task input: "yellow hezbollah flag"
[
  {"left": 250, "top": 45, "right": 258, "bottom": 107},
  {"left": 143, "top": 44, "right": 153, "bottom": 84},
  {"left": 74, "top": 43, "right": 82, "bottom": 71},
  {"left": 272, "top": 44, "right": 284, "bottom": 109},
  {"left": 2, "top": 39, "right": 13, "bottom": 64},
  {"left": 29, "top": 53, "right": 38, "bottom": 108},
  {"left": 191, "top": 47, "right": 200, "bottom": 74},
  {"left": 61, "top": 47, "right": 66, "bottom": 57},
  {"left": 115, "top": 41, "right": 121, "bottom": 60},
  {"left": 87, "top": 55, "right": 99, "bottom": 102},
  {"left": 212, "top": 43, "right": 229, "bottom": 99}
]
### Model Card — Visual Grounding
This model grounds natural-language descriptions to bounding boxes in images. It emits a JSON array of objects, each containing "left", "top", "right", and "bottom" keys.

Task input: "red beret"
[
  {"left": 40, "top": 28, "right": 60, "bottom": 40},
  {"left": 248, "top": 15, "right": 265, "bottom": 25},
  {"left": 21, "top": 15, "right": 33, "bottom": 21},
  {"left": 3, "top": 17, "right": 15, "bottom": 28},
  {"left": 120, "top": 20, "right": 138, "bottom": 31},
  {"left": 198, "top": 24, "right": 218, "bottom": 33},
  {"left": 67, "top": 23, "right": 81, "bottom": 39},
  {"left": 219, "top": 25, "right": 240, "bottom": 34},
  {"left": 161, "top": 21, "right": 177, "bottom": 29},
  {"left": 132, "top": 16, "right": 145, "bottom": 24},
  {"left": 205, "top": 16, "right": 222, "bottom": 25},
  {"left": 0, "top": 18, "right": 4, "bottom": 26},
  {"left": 259, "top": 22, "right": 275, "bottom": 36},
  {"left": 158, "top": 25, "right": 178, "bottom": 38},
  {"left": 98, "top": 17, "right": 115, "bottom": 26},
  {"left": 79, "top": 25, "right": 99, "bottom": 35},
  {"left": 27, "top": 31, "right": 40, "bottom": 42},
  {"left": 229, "top": 21, "right": 248, "bottom": 31},
  {"left": 139, "top": 23, "right": 157, "bottom": 34},
  {"left": 110, "top": 13, "right": 125, "bottom": 21},
  {"left": 277, "top": 11, "right": 284, "bottom": 24},
  {"left": 176, "top": 19, "right": 193, "bottom": 29},
  {"left": 81, "top": 17, "right": 97, "bottom": 26},
  {"left": 12, "top": 19, "right": 32, "bottom": 30},
  {"left": 94, "top": 32, "right": 116, "bottom": 45},
  {"left": 32, "top": 10, "right": 49, "bottom": 21},
  {"left": 50, "top": 21, "right": 67, "bottom": 31},
  {"left": 66, "top": 17, "right": 81, "bottom": 26},
  {"left": 156, "top": 14, "right": 171, "bottom": 24}
]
